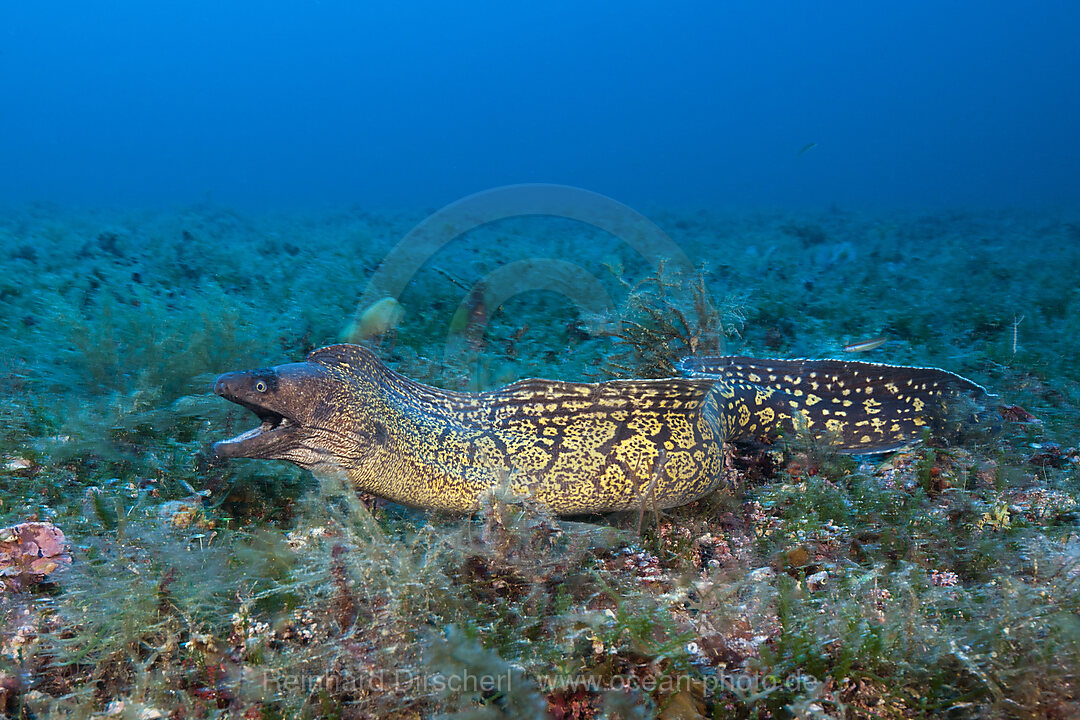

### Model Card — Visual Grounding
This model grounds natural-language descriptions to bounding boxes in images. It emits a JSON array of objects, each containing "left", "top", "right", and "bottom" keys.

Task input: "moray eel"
[{"left": 211, "top": 344, "right": 991, "bottom": 515}]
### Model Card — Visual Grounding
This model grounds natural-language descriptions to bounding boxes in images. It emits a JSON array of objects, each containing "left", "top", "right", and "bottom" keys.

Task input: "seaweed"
[
  {"left": 0, "top": 205, "right": 1079, "bottom": 717},
  {"left": 601, "top": 259, "right": 747, "bottom": 378}
]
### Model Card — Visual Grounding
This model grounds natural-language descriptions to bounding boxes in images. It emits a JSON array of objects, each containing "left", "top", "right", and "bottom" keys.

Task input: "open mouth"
[{"left": 212, "top": 399, "right": 299, "bottom": 460}]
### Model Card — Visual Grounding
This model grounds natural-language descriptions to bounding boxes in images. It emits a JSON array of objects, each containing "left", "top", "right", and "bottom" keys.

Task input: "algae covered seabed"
[{"left": 1, "top": 203, "right": 1079, "bottom": 719}]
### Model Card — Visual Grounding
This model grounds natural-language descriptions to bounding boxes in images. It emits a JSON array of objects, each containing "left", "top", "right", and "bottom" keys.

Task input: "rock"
[
  {"left": 3, "top": 456, "right": 33, "bottom": 473},
  {"left": 785, "top": 546, "right": 811, "bottom": 569},
  {"left": 0, "top": 522, "right": 72, "bottom": 591},
  {"left": 157, "top": 500, "right": 206, "bottom": 529},
  {"left": 806, "top": 570, "right": 829, "bottom": 591}
]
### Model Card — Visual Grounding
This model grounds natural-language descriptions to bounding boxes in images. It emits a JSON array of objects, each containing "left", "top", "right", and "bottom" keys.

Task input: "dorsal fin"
[
  {"left": 305, "top": 343, "right": 382, "bottom": 370},
  {"left": 483, "top": 376, "right": 713, "bottom": 414},
  {"left": 679, "top": 356, "right": 991, "bottom": 397}
]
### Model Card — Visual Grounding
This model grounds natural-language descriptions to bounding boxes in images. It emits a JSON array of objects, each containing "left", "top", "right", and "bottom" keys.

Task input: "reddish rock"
[
  {"left": 1000, "top": 404, "right": 1039, "bottom": 423},
  {"left": 0, "top": 522, "right": 72, "bottom": 591}
]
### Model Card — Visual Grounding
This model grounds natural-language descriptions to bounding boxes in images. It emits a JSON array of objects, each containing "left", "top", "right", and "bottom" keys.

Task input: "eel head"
[{"left": 211, "top": 361, "right": 343, "bottom": 470}]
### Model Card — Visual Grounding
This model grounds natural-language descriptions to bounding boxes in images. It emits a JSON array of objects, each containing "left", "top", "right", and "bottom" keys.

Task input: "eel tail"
[{"left": 681, "top": 355, "right": 995, "bottom": 453}]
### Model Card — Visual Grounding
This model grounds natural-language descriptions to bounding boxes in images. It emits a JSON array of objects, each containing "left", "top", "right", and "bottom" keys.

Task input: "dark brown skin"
[{"left": 211, "top": 344, "right": 992, "bottom": 515}]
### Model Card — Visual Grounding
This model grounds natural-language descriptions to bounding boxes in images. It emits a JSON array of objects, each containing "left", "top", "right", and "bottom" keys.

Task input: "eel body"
[{"left": 211, "top": 344, "right": 991, "bottom": 515}]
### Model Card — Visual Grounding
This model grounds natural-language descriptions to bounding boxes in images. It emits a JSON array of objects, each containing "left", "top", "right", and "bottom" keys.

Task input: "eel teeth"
[{"left": 220, "top": 414, "right": 293, "bottom": 445}]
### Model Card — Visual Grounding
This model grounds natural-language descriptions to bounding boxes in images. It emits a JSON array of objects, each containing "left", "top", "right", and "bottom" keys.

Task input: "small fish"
[
  {"left": 797, "top": 142, "right": 817, "bottom": 157},
  {"left": 843, "top": 336, "right": 888, "bottom": 353}
]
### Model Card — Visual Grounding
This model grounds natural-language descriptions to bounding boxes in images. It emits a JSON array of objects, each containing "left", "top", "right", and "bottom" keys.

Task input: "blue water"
[{"left": 2, "top": 1, "right": 1078, "bottom": 210}]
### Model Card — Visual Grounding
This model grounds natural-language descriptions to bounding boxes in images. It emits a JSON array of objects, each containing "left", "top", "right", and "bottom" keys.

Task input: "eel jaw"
[{"left": 212, "top": 398, "right": 302, "bottom": 461}]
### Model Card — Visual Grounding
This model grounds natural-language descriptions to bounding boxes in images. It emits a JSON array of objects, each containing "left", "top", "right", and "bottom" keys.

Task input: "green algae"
[{"left": 0, "top": 204, "right": 1079, "bottom": 717}]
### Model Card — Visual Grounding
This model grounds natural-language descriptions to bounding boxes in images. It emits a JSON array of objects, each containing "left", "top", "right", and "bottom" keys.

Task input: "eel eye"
[{"left": 255, "top": 380, "right": 268, "bottom": 393}]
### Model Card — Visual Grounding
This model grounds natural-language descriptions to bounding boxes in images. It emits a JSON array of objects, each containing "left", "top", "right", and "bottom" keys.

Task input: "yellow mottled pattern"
[
  {"left": 328, "top": 353, "right": 729, "bottom": 513},
  {"left": 292, "top": 346, "right": 987, "bottom": 515}
]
